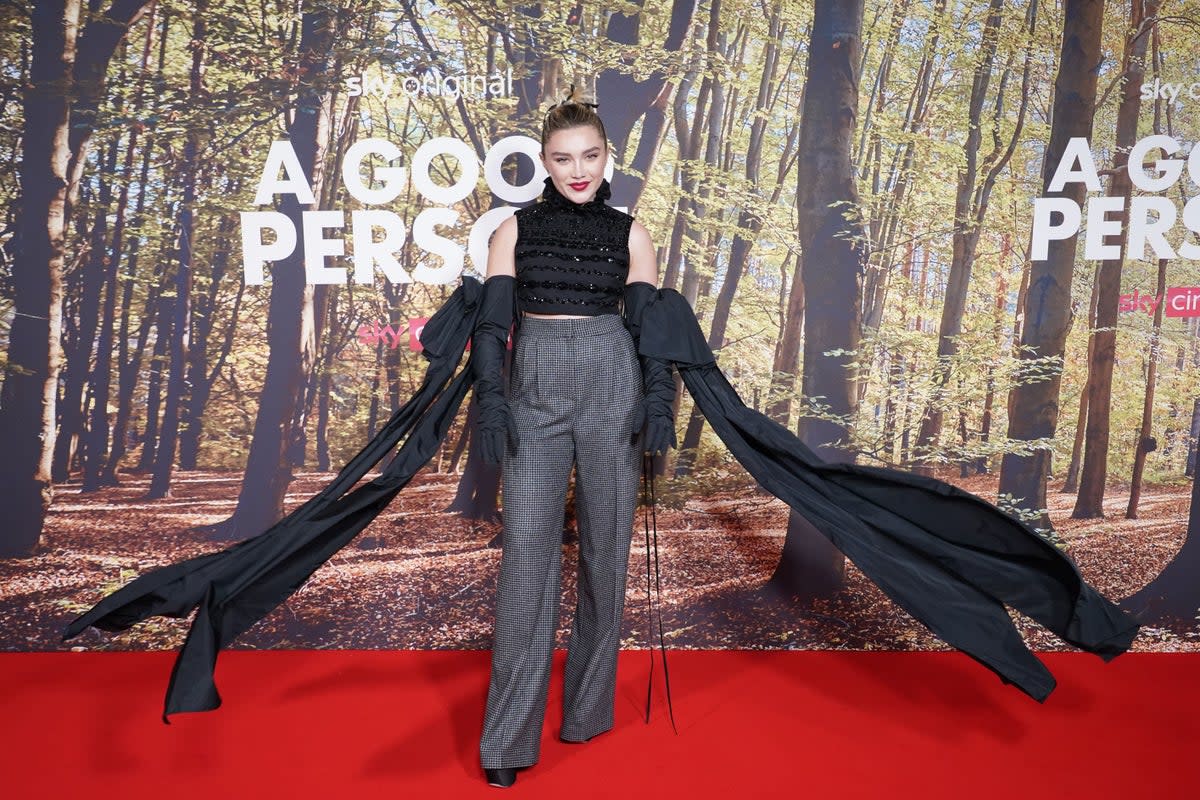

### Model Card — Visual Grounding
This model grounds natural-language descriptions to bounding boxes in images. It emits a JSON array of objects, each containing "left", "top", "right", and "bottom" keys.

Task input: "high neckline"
[{"left": 540, "top": 175, "right": 611, "bottom": 213}]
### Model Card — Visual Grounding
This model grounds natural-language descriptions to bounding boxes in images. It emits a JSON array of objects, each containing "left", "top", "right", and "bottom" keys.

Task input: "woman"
[
  {"left": 471, "top": 88, "right": 675, "bottom": 788},
  {"left": 62, "top": 86, "right": 1140, "bottom": 793}
]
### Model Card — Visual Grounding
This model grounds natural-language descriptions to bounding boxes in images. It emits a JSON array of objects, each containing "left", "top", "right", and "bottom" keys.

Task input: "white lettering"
[
  {"left": 253, "top": 140, "right": 316, "bottom": 205},
  {"left": 1031, "top": 198, "right": 1081, "bottom": 260},
  {"left": 240, "top": 211, "right": 296, "bottom": 285}
]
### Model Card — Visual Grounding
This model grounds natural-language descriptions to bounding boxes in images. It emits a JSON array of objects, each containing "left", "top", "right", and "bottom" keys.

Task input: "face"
[{"left": 539, "top": 125, "right": 609, "bottom": 203}]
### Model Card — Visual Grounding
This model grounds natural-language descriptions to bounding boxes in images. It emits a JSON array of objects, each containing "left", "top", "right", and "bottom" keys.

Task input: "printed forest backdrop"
[{"left": 1, "top": 0, "right": 1199, "bottom": 659}]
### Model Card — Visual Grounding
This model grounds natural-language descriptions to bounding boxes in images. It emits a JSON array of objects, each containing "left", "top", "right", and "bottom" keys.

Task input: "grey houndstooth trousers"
[{"left": 478, "top": 313, "right": 643, "bottom": 769}]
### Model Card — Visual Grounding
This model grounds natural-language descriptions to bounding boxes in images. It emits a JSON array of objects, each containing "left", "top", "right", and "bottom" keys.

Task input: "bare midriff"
[{"left": 522, "top": 311, "right": 593, "bottom": 320}]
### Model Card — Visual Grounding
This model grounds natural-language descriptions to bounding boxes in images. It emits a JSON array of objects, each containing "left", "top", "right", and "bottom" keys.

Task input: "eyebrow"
[{"left": 548, "top": 146, "right": 602, "bottom": 156}]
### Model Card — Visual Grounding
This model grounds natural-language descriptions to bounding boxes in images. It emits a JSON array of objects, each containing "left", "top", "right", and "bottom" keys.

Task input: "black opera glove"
[
  {"left": 471, "top": 275, "right": 517, "bottom": 465},
  {"left": 623, "top": 281, "right": 677, "bottom": 456}
]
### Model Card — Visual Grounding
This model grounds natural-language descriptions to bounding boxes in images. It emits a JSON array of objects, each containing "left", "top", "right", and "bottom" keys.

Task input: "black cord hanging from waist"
[{"left": 642, "top": 453, "right": 678, "bottom": 734}]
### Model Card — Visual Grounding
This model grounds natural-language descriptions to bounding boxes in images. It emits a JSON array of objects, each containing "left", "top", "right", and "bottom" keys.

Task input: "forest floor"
[{"left": 1, "top": 467, "right": 1196, "bottom": 654}]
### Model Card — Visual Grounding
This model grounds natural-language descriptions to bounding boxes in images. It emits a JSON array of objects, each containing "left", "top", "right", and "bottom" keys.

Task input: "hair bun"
[{"left": 546, "top": 82, "right": 599, "bottom": 115}]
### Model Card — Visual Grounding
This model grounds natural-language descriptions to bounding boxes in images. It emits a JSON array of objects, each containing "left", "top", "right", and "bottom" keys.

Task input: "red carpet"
[{"left": 3, "top": 649, "right": 1194, "bottom": 798}]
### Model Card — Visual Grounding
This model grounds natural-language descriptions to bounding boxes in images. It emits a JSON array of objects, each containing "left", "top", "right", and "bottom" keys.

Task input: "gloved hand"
[
  {"left": 472, "top": 275, "right": 517, "bottom": 465},
  {"left": 623, "top": 281, "right": 677, "bottom": 456}
]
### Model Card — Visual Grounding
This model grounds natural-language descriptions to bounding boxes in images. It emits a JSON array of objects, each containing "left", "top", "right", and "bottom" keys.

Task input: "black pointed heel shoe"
[{"left": 485, "top": 767, "right": 518, "bottom": 788}]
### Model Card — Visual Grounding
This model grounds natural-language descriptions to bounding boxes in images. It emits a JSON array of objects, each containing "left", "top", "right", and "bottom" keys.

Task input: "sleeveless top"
[{"left": 512, "top": 176, "right": 634, "bottom": 316}]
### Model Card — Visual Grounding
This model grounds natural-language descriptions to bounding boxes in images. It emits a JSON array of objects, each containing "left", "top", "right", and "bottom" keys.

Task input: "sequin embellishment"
[{"left": 512, "top": 176, "right": 633, "bottom": 316}]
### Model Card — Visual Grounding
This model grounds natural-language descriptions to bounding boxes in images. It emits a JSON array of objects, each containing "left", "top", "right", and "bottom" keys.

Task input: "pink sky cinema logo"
[
  {"left": 356, "top": 319, "right": 510, "bottom": 353},
  {"left": 1119, "top": 287, "right": 1200, "bottom": 316},
  {"left": 357, "top": 319, "right": 428, "bottom": 351}
]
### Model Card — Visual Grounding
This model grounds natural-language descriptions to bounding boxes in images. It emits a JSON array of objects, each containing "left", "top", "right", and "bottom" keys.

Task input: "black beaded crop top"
[{"left": 512, "top": 176, "right": 634, "bottom": 316}]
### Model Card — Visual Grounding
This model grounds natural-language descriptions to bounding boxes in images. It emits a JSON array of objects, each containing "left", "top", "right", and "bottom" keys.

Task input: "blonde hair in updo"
[{"left": 540, "top": 83, "right": 608, "bottom": 153}]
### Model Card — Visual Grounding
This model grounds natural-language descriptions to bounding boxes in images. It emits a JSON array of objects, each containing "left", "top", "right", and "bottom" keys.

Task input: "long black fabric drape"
[
  {"left": 63, "top": 279, "right": 484, "bottom": 720},
  {"left": 64, "top": 278, "right": 1139, "bottom": 720},
  {"left": 639, "top": 288, "right": 1139, "bottom": 701}
]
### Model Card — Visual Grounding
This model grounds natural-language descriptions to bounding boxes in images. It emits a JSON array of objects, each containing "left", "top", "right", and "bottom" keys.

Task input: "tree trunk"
[
  {"left": 998, "top": 0, "right": 1104, "bottom": 532},
  {"left": 1073, "top": 0, "right": 1157, "bottom": 518},
  {"left": 365, "top": 335, "right": 384, "bottom": 439},
  {"left": 703, "top": 2, "right": 785, "bottom": 355},
  {"left": 220, "top": 4, "right": 335, "bottom": 538},
  {"left": 673, "top": 6, "right": 736, "bottom": 477},
  {"left": 286, "top": 283, "right": 323, "bottom": 469},
  {"left": 881, "top": 244, "right": 911, "bottom": 461},
  {"left": 1128, "top": 15, "right": 1175, "bottom": 516},
  {"left": 56, "top": 0, "right": 156, "bottom": 483},
  {"left": 314, "top": 289, "right": 339, "bottom": 472},
  {"left": 53, "top": 139, "right": 117, "bottom": 482},
  {"left": 82, "top": 16, "right": 154, "bottom": 491},
  {"left": 149, "top": 0, "right": 208, "bottom": 498},
  {"left": 0, "top": 0, "right": 81, "bottom": 558},
  {"left": 864, "top": 0, "right": 942, "bottom": 339},
  {"left": 137, "top": 295, "right": 169, "bottom": 472},
  {"left": 766, "top": 255, "right": 804, "bottom": 425},
  {"left": 912, "top": 0, "right": 1004, "bottom": 471},
  {"left": 1187, "top": 399, "right": 1200, "bottom": 478},
  {"left": 1127, "top": 256, "right": 1167, "bottom": 517},
  {"left": 677, "top": 3, "right": 790, "bottom": 475},
  {"left": 179, "top": 213, "right": 235, "bottom": 470},
  {"left": 766, "top": 0, "right": 867, "bottom": 601},
  {"left": 102, "top": 4, "right": 169, "bottom": 485},
  {"left": 660, "top": 10, "right": 711, "bottom": 293},
  {"left": 113, "top": 225, "right": 171, "bottom": 477},
  {"left": 1062, "top": 264, "right": 1101, "bottom": 493}
]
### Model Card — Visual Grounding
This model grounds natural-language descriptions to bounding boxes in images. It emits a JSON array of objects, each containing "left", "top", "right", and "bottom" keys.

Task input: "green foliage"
[
  {"left": 2, "top": 0, "right": 1198, "bottom": 500},
  {"left": 993, "top": 492, "right": 1061, "bottom": 547}
]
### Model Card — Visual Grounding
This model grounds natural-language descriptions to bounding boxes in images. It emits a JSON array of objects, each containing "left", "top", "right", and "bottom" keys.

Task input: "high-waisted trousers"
[{"left": 478, "top": 313, "right": 643, "bottom": 769}]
